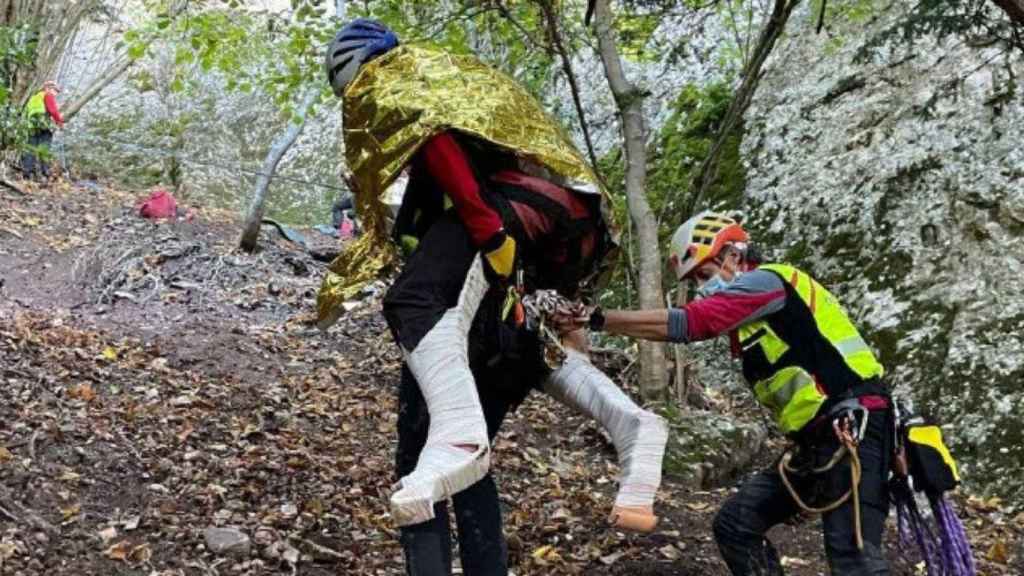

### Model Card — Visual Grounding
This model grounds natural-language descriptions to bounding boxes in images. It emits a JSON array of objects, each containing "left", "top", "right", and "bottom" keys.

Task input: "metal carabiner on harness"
[{"left": 829, "top": 400, "right": 869, "bottom": 445}]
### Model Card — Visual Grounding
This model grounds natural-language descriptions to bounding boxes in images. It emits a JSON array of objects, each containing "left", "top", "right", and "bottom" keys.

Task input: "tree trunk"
[
  {"left": 992, "top": 0, "right": 1024, "bottom": 24},
  {"left": 591, "top": 0, "right": 667, "bottom": 399},
  {"left": 238, "top": 89, "right": 318, "bottom": 253},
  {"left": 686, "top": 0, "right": 800, "bottom": 215}
]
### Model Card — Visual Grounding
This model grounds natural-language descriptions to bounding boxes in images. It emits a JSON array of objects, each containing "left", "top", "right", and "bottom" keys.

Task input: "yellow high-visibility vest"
[
  {"left": 26, "top": 91, "right": 48, "bottom": 118},
  {"left": 737, "top": 264, "right": 884, "bottom": 434}
]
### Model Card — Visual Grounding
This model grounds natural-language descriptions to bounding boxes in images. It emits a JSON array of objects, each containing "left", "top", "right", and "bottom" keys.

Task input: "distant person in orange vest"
[{"left": 22, "top": 80, "right": 66, "bottom": 181}]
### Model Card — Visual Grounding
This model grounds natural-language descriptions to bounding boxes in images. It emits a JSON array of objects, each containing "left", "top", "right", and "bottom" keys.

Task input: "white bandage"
[
  {"left": 390, "top": 256, "right": 492, "bottom": 527},
  {"left": 544, "top": 350, "right": 668, "bottom": 514}
]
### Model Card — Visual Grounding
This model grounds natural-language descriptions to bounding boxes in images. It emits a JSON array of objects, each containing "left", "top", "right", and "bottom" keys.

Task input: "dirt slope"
[{"left": 0, "top": 181, "right": 1020, "bottom": 575}]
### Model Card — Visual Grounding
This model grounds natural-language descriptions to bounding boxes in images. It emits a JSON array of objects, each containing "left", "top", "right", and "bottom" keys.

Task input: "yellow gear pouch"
[{"left": 907, "top": 425, "right": 960, "bottom": 494}]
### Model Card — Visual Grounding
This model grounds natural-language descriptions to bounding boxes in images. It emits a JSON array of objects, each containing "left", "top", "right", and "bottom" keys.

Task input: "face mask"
[{"left": 696, "top": 270, "right": 742, "bottom": 299}]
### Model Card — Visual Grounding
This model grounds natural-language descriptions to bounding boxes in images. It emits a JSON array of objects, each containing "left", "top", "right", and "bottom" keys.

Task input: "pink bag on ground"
[
  {"left": 138, "top": 189, "right": 178, "bottom": 220},
  {"left": 339, "top": 214, "right": 355, "bottom": 239}
]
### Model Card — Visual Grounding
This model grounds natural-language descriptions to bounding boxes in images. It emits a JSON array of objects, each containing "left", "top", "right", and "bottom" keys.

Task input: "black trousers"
[
  {"left": 713, "top": 409, "right": 892, "bottom": 576},
  {"left": 21, "top": 129, "right": 53, "bottom": 180},
  {"left": 383, "top": 211, "right": 548, "bottom": 576}
]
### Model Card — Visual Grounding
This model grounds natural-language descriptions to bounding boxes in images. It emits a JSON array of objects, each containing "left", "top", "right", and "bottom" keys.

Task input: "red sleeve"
[
  {"left": 44, "top": 93, "right": 64, "bottom": 126},
  {"left": 418, "top": 132, "right": 503, "bottom": 247},
  {"left": 684, "top": 286, "right": 786, "bottom": 340}
]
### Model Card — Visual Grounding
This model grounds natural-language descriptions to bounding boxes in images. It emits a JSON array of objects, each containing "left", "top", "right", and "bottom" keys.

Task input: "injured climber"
[{"left": 320, "top": 19, "right": 668, "bottom": 576}]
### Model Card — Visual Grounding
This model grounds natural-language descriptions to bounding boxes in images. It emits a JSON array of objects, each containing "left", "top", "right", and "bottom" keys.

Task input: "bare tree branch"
[
  {"left": 62, "top": 55, "right": 132, "bottom": 121},
  {"left": 535, "top": 1, "right": 602, "bottom": 173},
  {"left": 684, "top": 0, "right": 801, "bottom": 216}
]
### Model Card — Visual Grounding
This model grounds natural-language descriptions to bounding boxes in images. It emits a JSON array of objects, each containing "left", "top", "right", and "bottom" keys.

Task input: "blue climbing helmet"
[{"left": 324, "top": 18, "right": 399, "bottom": 97}]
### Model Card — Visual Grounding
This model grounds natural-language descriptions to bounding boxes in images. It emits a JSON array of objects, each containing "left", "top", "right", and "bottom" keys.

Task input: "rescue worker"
[
  {"left": 22, "top": 80, "right": 65, "bottom": 181},
  {"left": 322, "top": 19, "right": 667, "bottom": 576},
  {"left": 556, "top": 211, "right": 892, "bottom": 576}
]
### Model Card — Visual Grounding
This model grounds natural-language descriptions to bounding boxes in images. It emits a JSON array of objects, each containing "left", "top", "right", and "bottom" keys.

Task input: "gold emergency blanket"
[{"left": 316, "top": 44, "right": 614, "bottom": 328}]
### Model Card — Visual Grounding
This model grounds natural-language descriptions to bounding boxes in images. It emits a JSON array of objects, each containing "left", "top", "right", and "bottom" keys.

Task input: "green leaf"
[
  {"left": 174, "top": 47, "right": 194, "bottom": 65},
  {"left": 127, "top": 42, "right": 147, "bottom": 60}
]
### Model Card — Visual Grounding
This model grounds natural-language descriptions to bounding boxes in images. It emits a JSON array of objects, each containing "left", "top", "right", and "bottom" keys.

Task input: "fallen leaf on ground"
[
  {"left": 104, "top": 540, "right": 132, "bottom": 561},
  {"left": 968, "top": 495, "right": 1002, "bottom": 512},
  {"left": 68, "top": 383, "right": 96, "bottom": 401},
  {"left": 659, "top": 544, "right": 681, "bottom": 560},
  {"left": 0, "top": 447, "right": 12, "bottom": 463},
  {"left": 0, "top": 542, "right": 16, "bottom": 565},
  {"left": 531, "top": 544, "right": 554, "bottom": 560},
  {"left": 986, "top": 540, "right": 1008, "bottom": 564},
  {"left": 128, "top": 543, "right": 151, "bottom": 563},
  {"left": 600, "top": 551, "right": 624, "bottom": 565},
  {"left": 123, "top": 515, "right": 141, "bottom": 531},
  {"left": 98, "top": 527, "right": 118, "bottom": 543},
  {"left": 60, "top": 503, "right": 81, "bottom": 520}
]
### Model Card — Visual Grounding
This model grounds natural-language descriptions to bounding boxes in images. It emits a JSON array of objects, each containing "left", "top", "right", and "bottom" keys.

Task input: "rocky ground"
[{"left": 0, "top": 180, "right": 1021, "bottom": 575}]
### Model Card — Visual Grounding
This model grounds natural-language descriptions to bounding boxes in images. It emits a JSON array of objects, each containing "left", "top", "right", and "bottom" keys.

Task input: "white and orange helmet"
[{"left": 668, "top": 211, "right": 749, "bottom": 281}]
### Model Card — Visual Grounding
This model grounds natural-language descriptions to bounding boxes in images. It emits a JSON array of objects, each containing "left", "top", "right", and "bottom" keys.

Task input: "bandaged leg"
[
  {"left": 544, "top": 349, "right": 668, "bottom": 532},
  {"left": 391, "top": 256, "right": 492, "bottom": 527}
]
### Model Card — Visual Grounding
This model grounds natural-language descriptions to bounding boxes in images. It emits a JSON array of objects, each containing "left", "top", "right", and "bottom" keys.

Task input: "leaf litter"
[{"left": 0, "top": 182, "right": 1020, "bottom": 575}]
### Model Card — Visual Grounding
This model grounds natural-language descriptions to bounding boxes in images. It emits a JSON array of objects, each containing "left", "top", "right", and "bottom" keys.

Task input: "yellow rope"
[{"left": 777, "top": 438, "right": 864, "bottom": 550}]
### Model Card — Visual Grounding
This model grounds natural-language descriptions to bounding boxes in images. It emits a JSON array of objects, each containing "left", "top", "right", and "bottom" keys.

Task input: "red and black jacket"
[{"left": 394, "top": 132, "right": 609, "bottom": 297}]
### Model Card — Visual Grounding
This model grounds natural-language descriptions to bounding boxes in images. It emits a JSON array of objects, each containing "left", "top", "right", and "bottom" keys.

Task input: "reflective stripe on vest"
[
  {"left": 752, "top": 366, "right": 825, "bottom": 435},
  {"left": 738, "top": 264, "right": 884, "bottom": 434},
  {"left": 26, "top": 91, "right": 47, "bottom": 118}
]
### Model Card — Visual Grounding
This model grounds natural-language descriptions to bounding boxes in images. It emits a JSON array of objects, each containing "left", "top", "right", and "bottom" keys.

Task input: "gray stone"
[
  {"left": 261, "top": 541, "right": 282, "bottom": 561},
  {"left": 663, "top": 409, "right": 766, "bottom": 490},
  {"left": 204, "top": 527, "right": 251, "bottom": 558}
]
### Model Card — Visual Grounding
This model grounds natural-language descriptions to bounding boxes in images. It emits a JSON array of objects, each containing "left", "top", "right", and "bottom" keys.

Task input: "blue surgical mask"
[{"left": 696, "top": 271, "right": 741, "bottom": 299}]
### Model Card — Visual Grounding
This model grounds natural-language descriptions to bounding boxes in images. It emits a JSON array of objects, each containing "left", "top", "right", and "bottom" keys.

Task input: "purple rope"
[
  {"left": 913, "top": 501, "right": 942, "bottom": 575},
  {"left": 932, "top": 497, "right": 976, "bottom": 576},
  {"left": 935, "top": 498, "right": 961, "bottom": 575},
  {"left": 949, "top": 499, "right": 977, "bottom": 576},
  {"left": 893, "top": 481, "right": 942, "bottom": 576}
]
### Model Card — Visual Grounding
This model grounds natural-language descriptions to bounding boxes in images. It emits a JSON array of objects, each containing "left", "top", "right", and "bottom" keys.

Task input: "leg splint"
[
  {"left": 391, "top": 256, "right": 492, "bottom": 527},
  {"left": 544, "top": 350, "right": 668, "bottom": 532}
]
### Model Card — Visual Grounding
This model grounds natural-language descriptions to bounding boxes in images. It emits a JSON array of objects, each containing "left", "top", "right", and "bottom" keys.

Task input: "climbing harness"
[
  {"left": 890, "top": 399, "right": 975, "bottom": 576},
  {"left": 778, "top": 399, "right": 869, "bottom": 550}
]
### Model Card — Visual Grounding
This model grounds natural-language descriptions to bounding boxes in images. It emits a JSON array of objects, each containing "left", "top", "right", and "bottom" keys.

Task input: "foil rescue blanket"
[{"left": 316, "top": 44, "right": 616, "bottom": 328}]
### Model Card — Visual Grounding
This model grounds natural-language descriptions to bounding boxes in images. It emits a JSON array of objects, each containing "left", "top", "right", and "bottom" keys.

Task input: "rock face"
[
  {"left": 664, "top": 409, "right": 767, "bottom": 490},
  {"left": 741, "top": 5, "right": 1024, "bottom": 505}
]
